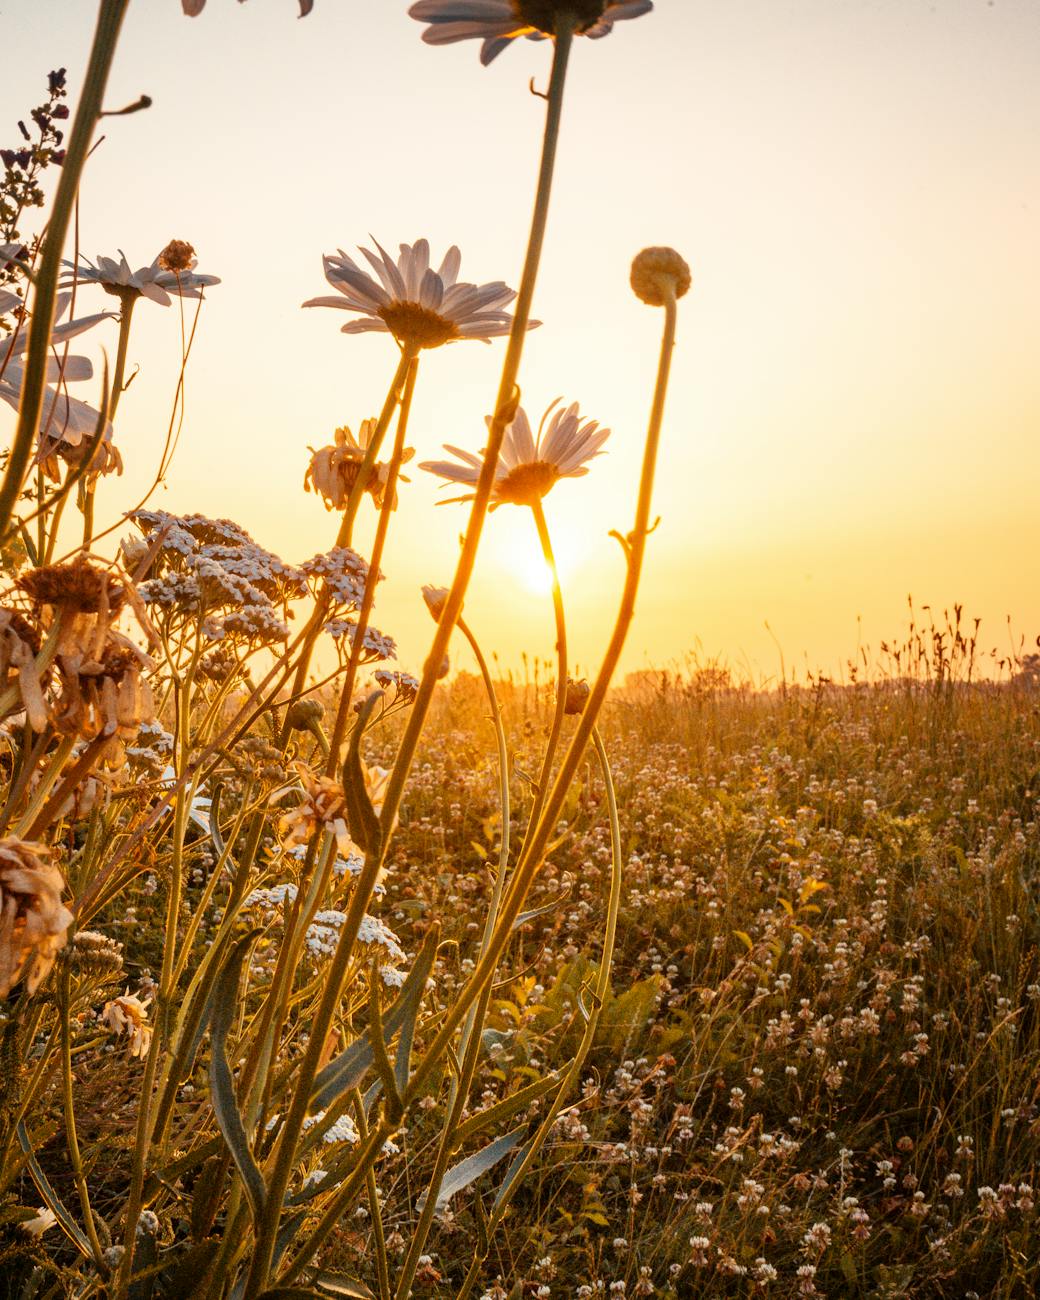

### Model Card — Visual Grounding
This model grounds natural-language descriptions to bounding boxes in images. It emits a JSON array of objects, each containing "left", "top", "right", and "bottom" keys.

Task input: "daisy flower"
[
  {"left": 420, "top": 398, "right": 609, "bottom": 507},
  {"left": 61, "top": 248, "right": 220, "bottom": 306},
  {"left": 0, "top": 293, "right": 116, "bottom": 468},
  {"left": 302, "top": 237, "right": 533, "bottom": 349},
  {"left": 409, "top": 0, "right": 653, "bottom": 65}
]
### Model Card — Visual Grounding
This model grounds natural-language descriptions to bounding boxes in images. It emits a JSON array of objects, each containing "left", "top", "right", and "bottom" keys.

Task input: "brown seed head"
[
  {"left": 157, "top": 239, "right": 196, "bottom": 273},
  {"left": 18, "top": 558, "right": 125, "bottom": 615}
]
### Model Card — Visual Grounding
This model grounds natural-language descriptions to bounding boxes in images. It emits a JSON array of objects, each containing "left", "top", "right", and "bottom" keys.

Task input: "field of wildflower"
[{"left": 1, "top": 2, "right": 1037, "bottom": 1298}]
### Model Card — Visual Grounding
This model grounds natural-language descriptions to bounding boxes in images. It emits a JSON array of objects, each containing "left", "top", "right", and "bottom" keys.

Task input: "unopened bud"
[{"left": 630, "top": 246, "right": 691, "bottom": 306}]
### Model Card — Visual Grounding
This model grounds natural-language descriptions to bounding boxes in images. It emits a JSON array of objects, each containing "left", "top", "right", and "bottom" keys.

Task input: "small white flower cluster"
[
  {"left": 324, "top": 618, "right": 397, "bottom": 663},
  {"left": 132, "top": 510, "right": 302, "bottom": 644},
  {"left": 301, "top": 1109, "right": 360, "bottom": 1145},
  {"left": 302, "top": 546, "right": 373, "bottom": 608}
]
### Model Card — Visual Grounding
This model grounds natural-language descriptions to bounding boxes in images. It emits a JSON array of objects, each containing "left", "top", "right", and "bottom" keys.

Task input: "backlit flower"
[
  {"left": 409, "top": 0, "right": 653, "bottom": 65},
  {"left": 102, "top": 989, "right": 153, "bottom": 1059},
  {"left": 305, "top": 420, "right": 413, "bottom": 512},
  {"left": 303, "top": 237, "right": 532, "bottom": 348},
  {"left": 0, "top": 293, "right": 115, "bottom": 462},
  {"left": 0, "top": 838, "right": 73, "bottom": 998},
  {"left": 62, "top": 249, "right": 220, "bottom": 306},
  {"left": 420, "top": 399, "right": 609, "bottom": 507}
]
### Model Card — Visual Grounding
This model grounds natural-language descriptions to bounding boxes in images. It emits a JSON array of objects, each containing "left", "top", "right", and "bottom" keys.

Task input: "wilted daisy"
[
  {"left": 0, "top": 838, "right": 74, "bottom": 998},
  {"left": 0, "top": 293, "right": 115, "bottom": 458},
  {"left": 62, "top": 248, "right": 219, "bottom": 306},
  {"left": 420, "top": 399, "right": 609, "bottom": 507},
  {"left": 101, "top": 989, "right": 153, "bottom": 1059},
  {"left": 409, "top": 0, "right": 653, "bottom": 64},
  {"left": 305, "top": 420, "right": 413, "bottom": 512},
  {"left": 303, "top": 237, "right": 532, "bottom": 348}
]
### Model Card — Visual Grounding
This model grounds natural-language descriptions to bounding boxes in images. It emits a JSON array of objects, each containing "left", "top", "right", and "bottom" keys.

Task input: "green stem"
[
  {"left": 523, "top": 495, "right": 567, "bottom": 839},
  {"left": 404, "top": 286, "right": 679, "bottom": 1108},
  {"left": 324, "top": 354, "right": 418, "bottom": 773},
  {"left": 245, "top": 25, "right": 575, "bottom": 1297},
  {"left": 455, "top": 726, "right": 623, "bottom": 1298},
  {"left": 393, "top": 615, "right": 511, "bottom": 1299},
  {"left": 0, "top": 0, "right": 129, "bottom": 539},
  {"left": 59, "top": 966, "right": 105, "bottom": 1267}
]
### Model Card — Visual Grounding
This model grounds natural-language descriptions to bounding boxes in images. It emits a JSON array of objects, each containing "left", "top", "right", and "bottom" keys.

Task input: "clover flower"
[
  {"left": 0, "top": 838, "right": 73, "bottom": 997},
  {"left": 303, "top": 237, "right": 532, "bottom": 349},
  {"left": 420, "top": 399, "right": 609, "bottom": 508},
  {"left": 409, "top": 0, "right": 653, "bottom": 65},
  {"left": 62, "top": 248, "right": 220, "bottom": 306},
  {"left": 305, "top": 420, "right": 413, "bottom": 512},
  {"left": 101, "top": 989, "right": 153, "bottom": 1059}
]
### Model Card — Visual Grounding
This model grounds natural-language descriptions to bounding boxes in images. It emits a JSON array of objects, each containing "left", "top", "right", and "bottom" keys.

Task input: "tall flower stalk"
[{"left": 243, "top": 19, "right": 577, "bottom": 1295}]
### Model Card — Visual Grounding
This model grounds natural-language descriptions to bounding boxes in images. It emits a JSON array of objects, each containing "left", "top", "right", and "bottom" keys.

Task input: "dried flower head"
[
  {"left": 304, "top": 237, "right": 534, "bottom": 349},
  {"left": 101, "top": 989, "right": 152, "bottom": 1059},
  {"left": 64, "top": 928, "right": 124, "bottom": 981},
  {"left": 630, "top": 246, "right": 691, "bottom": 306},
  {"left": 278, "top": 765, "right": 352, "bottom": 855},
  {"left": 156, "top": 238, "right": 196, "bottom": 273},
  {"left": 421, "top": 399, "right": 609, "bottom": 508},
  {"left": 18, "top": 557, "right": 126, "bottom": 616},
  {"left": 0, "top": 607, "right": 48, "bottom": 732},
  {"left": 0, "top": 838, "right": 73, "bottom": 998}
]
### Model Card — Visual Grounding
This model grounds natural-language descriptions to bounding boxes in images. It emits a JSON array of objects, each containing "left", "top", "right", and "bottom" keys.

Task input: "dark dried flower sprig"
[{"left": 1, "top": 69, "right": 68, "bottom": 282}]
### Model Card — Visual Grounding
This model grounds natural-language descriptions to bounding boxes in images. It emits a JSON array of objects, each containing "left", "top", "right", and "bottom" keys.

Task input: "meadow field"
[{"left": 3, "top": 2, "right": 1038, "bottom": 1297}]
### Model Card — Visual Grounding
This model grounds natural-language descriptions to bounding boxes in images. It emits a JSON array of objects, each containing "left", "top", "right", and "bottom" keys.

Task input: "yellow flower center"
[
  {"left": 513, "top": 0, "right": 608, "bottom": 34},
  {"left": 496, "top": 460, "right": 559, "bottom": 506},
  {"left": 377, "top": 301, "right": 460, "bottom": 349}
]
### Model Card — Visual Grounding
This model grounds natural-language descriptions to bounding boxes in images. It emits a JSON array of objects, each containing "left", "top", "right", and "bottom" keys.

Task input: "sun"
[{"left": 518, "top": 553, "right": 557, "bottom": 595}]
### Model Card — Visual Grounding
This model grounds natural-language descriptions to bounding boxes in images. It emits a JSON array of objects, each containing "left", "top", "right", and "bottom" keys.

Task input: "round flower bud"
[
  {"left": 436, "top": 653, "right": 450, "bottom": 680},
  {"left": 286, "top": 698, "right": 325, "bottom": 732},
  {"left": 563, "top": 677, "right": 591, "bottom": 715},
  {"left": 630, "top": 247, "right": 691, "bottom": 306},
  {"left": 422, "top": 585, "right": 451, "bottom": 622}
]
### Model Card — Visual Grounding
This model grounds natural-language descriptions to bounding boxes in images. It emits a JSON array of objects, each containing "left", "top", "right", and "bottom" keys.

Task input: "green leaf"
[
  {"left": 208, "top": 929, "right": 267, "bottom": 1226},
  {"left": 16, "top": 1120, "right": 93, "bottom": 1258},
  {"left": 310, "top": 925, "right": 439, "bottom": 1111},
  {"left": 455, "top": 1072, "right": 561, "bottom": 1146},
  {"left": 418, "top": 1127, "right": 527, "bottom": 1213},
  {"left": 341, "top": 691, "right": 383, "bottom": 856},
  {"left": 596, "top": 975, "right": 662, "bottom": 1054},
  {"left": 208, "top": 782, "right": 226, "bottom": 857},
  {"left": 491, "top": 1133, "right": 537, "bottom": 1213},
  {"left": 309, "top": 1273, "right": 375, "bottom": 1299},
  {"left": 512, "top": 888, "right": 571, "bottom": 931}
]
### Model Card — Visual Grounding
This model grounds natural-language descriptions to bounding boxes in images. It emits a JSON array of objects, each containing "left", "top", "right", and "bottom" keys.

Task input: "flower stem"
[
  {"left": 0, "top": 0, "right": 129, "bottom": 540},
  {"left": 244, "top": 25, "right": 576, "bottom": 1297},
  {"left": 455, "top": 725, "right": 623, "bottom": 1298},
  {"left": 524, "top": 495, "right": 567, "bottom": 838},
  {"left": 393, "top": 613, "right": 511, "bottom": 1300},
  {"left": 323, "top": 354, "right": 418, "bottom": 773}
]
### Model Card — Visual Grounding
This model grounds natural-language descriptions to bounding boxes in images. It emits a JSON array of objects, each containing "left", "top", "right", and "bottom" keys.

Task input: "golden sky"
[{"left": 5, "top": 0, "right": 1039, "bottom": 683}]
